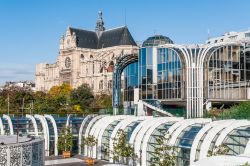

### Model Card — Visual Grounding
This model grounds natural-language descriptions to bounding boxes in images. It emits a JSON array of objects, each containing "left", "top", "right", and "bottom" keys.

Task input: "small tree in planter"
[
  {"left": 207, "top": 144, "right": 230, "bottom": 157},
  {"left": 57, "top": 126, "right": 73, "bottom": 158},
  {"left": 82, "top": 135, "right": 97, "bottom": 165},
  {"left": 150, "top": 132, "right": 176, "bottom": 166},
  {"left": 111, "top": 129, "right": 137, "bottom": 165}
]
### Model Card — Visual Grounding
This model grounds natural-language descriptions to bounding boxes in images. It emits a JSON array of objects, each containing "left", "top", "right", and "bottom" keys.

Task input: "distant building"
[
  {"left": 3, "top": 81, "right": 35, "bottom": 91},
  {"left": 206, "top": 29, "right": 250, "bottom": 44},
  {"left": 35, "top": 11, "right": 138, "bottom": 94}
]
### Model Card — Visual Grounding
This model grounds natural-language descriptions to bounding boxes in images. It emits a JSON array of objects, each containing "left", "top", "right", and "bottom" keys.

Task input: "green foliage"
[
  {"left": 150, "top": 133, "right": 176, "bottom": 166},
  {"left": 81, "top": 135, "right": 97, "bottom": 157},
  {"left": 82, "top": 135, "right": 97, "bottom": 147},
  {"left": 112, "top": 129, "right": 136, "bottom": 164},
  {"left": 0, "top": 83, "right": 106, "bottom": 114},
  {"left": 207, "top": 144, "right": 230, "bottom": 157},
  {"left": 70, "top": 84, "right": 94, "bottom": 110},
  {"left": 57, "top": 126, "right": 73, "bottom": 152},
  {"left": 206, "top": 101, "right": 250, "bottom": 120},
  {"left": 242, "top": 162, "right": 250, "bottom": 166},
  {"left": 93, "top": 93, "right": 112, "bottom": 109},
  {"left": 0, "top": 85, "right": 34, "bottom": 112}
]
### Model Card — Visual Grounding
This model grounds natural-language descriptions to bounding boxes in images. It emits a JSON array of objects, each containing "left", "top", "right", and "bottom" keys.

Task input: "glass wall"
[
  {"left": 205, "top": 45, "right": 250, "bottom": 99},
  {"left": 101, "top": 120, "right": 121, "bottom": 160},
  {"left": 157, "top": 48, "right": 183, "bottom": 99},
  {"left": 123, "top": 62, "right": 138, "bottom": 102},
  {"left": 139, "top": 47, "right": 183, "bottom": 100},
  {"left": 175, "top": 124, "right": 203, "bottom": 166},
  {"left": 222, "top": 126, "right": 250, "bottom": 155},
  {"left": 146, "top": 122, "right": 174, "bottom": 166}
]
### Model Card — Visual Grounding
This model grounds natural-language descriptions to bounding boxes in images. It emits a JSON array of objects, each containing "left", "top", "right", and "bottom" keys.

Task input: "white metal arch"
[
  {"left": 140, "top": 117, "right": 183, "bottom": 166},
  {"left": 78, "top": 115, "right": 94, "bottom": 155},
  {"left": 90, "top": 116, "right": 125, "bottom": 159},
  {"left": 89, "top": 116, "right": 113, "bottom": 158},
  {"left": 198, "top": 120, "right": 235, "bottom": 160},
  {"left": 95, "top": 115, "right": 126, "bottom": 159},
  {"left": 66, "top": 114, "right": 71, "bottom": 128},
  {"left": 190, "top": 120, "right": 223, "bottom": 163},
  {"left": 84, "top": 115, "right": 106, "bottom": 156},
  {"left": 0, "top": 118, "right": 4, "bottom": 135},
  {"left": 132, "top": 118, "right": 163, "bottom": 159},
  {"left": 215, "top": 120, "right": 250, "bottom": 154},
  {"left": 109, "top": 116, "right": 148, "bottom": 163},
  {"left": 45, "top": 114, "right": 59, "bottom": 156},
  {"left": 26, "top": 114, "right": 39, "bottom": 137},
  {"left": 2, "top": 114, "right": 13, "bottom": 135},
  {"left": 34, "top": 114, "right": 50, "bottom": 156},
  {"left": 168, "top": 118, "right": 211, "bottom": 146},
  {"left": 129, "top": 116, "right": 154, "bottom": 146}
]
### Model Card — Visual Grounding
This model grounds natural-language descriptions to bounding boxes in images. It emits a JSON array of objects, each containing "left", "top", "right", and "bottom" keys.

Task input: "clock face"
[{"left": 65, "top": 57, "right": 71, "bottom": 68}]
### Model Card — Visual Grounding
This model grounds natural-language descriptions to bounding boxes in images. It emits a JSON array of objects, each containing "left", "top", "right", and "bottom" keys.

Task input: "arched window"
[
  {"left": 206, "top": 45, "right": 250, "bottom": 99},
  {"left": 99, "top": 80, "right": 103, "bottom": 90},
  {"left": 108, "top": 80, "right": 112, "bottom": 89},
  {"left": 80, "top": 54, "right": 84, "bottom": 60},
  {"left": 107, "top": 61, "right": 114, "bottom": 72}
]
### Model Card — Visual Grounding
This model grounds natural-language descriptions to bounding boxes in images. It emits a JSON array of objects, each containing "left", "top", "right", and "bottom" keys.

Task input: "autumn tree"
[
  {"left": 70, "top": 84, "right": 94, "bottom": 111},
  {"left": 48, "top": 83, "right": 72, "bottom": 112}
]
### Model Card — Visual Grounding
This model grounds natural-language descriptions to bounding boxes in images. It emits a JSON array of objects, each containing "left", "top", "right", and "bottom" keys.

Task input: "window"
[
  {"left": 80, "top": 54, "right": 84, "bottom": 60},
  {"left": 245, "top": 33, "right": 250, "bottom": 38},
  {"left": 108, "top": 80, "right": 112, "bottom": 89},
  {"left": 99, "top": 80, "right": 103, "bottom": 89}
]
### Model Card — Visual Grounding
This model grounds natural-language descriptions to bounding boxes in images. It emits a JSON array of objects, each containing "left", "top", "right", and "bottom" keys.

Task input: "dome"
[{"left": 142, "top": 35, "right": 174, "bottom": 47}]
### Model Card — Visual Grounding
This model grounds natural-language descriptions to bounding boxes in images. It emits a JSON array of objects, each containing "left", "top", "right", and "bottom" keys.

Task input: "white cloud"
[{"left": 0, "top": 63, "right": 34, "bottom": 85}]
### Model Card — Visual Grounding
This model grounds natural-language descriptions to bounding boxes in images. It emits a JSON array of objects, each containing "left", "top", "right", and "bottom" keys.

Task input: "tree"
[
  {"left": 93, "top": 93, "right": 112, "bottom": 108},
  {"left": 0, "top": 85, "right": 33, "bottom": 112},
  {"left": 48, "top": 83, "right": 72, "bottom": 113},
  {"left": 70, "top": 84, "right": 94, "bottom": 111},
  {"left": 150, "top": 132, "right": 176, "bottom": 166},
  {"left": 81, "top": 135, "right": 97, "bottom": 158},
  {"left": 57, "top": 126, "right": 73, "bottom": 152},
  {"left": 112, "top": 129, "right": 136, "bottom": 165},
  {"left": 207, "top": 144, "right": 230, "bottom": 157}
]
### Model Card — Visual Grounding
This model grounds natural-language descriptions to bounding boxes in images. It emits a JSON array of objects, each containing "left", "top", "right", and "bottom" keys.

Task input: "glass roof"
[{"left": 142, "top": 35, "right": 174, "bottom": 47}]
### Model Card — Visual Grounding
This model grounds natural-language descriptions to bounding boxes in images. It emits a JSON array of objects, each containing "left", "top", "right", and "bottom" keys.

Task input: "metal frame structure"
[
  {"left": 112, "top": 53, "right": 138, "bottom": 115},
  {"left": 0, "top": 114, "right": 250, "bottom": 165},
  {"left": 112, "top": 41, "right": 250, "bottom": 118}
]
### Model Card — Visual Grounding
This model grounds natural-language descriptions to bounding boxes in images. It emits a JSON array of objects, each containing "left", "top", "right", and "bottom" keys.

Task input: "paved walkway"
[
  {"left": 45, "top": 155, "right": 110, "bottom": 166},
  {"left": 45, "top": 158, "right": 84, "bottom": 165}
]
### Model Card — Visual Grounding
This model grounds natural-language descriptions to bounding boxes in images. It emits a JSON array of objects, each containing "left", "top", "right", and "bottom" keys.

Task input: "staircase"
[{"left": 142, "top": 100, "right": 174, "bottom": 117}]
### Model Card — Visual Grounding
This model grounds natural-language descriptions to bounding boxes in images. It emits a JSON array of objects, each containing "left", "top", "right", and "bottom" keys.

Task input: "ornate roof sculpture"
[{"left": 68, "top": 11, "right": 137, "bottom": 49}]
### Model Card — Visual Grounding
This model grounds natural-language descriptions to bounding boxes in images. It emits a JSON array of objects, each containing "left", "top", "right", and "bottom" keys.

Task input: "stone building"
[{"left": 35, "top": 11, "right": 138, "bottom": 94}]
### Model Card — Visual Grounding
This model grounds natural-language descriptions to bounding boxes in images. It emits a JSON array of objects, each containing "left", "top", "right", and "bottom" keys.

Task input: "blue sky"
[{"left": 0, "top": 0, "right": 249, "bottom": 85}]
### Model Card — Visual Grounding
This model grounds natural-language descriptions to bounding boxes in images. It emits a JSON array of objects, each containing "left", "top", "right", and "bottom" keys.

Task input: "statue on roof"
[{"left": 95, "top": 11, "right": 105, "bottom": 32}]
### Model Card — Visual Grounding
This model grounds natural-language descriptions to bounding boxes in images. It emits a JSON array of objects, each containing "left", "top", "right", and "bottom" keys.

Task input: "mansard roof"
[{"left": 69, "top": 26, "right": 137, "bottom": 49}]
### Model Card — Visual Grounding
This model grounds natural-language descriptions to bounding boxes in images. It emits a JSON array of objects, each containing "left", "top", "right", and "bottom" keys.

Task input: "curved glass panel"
[
  {"left": 206, "top": 45, "right": 250, "bottom": 100},
  {"left": 146, "top": 122, "right": 174, "bottom": 166},
  {"left": 101, "top": 120, "right": 120, "bottom": 160},
  {"left": 223, "top": 126, "right": 250, "bottom": 155}
]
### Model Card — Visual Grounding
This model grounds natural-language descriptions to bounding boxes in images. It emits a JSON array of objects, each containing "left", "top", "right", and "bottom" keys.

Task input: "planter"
[
  {"left": 85, "top": 158, "right": 95, "bottom": 165},
  {"left": 63, "top": 151, "right": 71, "bottom": 158}
]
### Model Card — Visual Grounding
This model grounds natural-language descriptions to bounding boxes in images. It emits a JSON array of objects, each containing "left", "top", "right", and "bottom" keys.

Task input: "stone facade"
[{"left": 35, "top": 12, "right": 138, "bottom": 94}]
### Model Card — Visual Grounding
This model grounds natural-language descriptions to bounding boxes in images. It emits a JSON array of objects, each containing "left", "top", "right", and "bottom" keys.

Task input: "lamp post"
[{"left": 16, "top": 97, "right": 24, "bottom": 143}]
